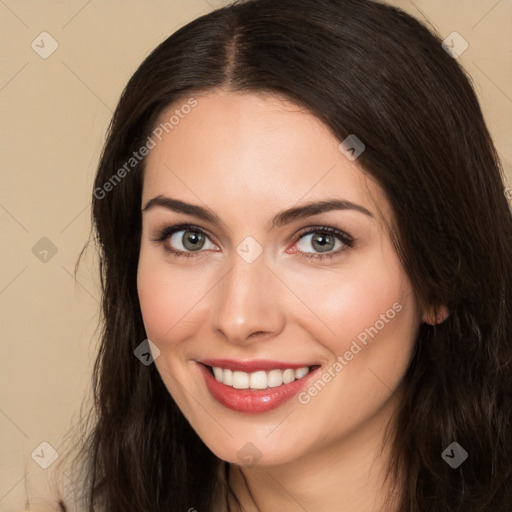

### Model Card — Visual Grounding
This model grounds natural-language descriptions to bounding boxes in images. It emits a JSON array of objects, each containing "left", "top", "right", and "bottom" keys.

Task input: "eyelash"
[{"left": 151, "top": 223, "right": 354, "bottom": 261}]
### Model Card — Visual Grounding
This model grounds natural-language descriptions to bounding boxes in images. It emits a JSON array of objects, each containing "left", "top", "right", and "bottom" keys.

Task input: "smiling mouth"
[
  {"left": 202, "top": 364, "right": 320, "bottom": 390},
  {"left": 197, "top": 360, "right": 322, "bottom": 413}
]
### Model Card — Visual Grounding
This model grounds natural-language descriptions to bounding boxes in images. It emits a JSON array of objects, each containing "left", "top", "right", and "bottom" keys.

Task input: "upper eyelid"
[{"left": 158, "top": 224, "right": 218, "bottom": 245}]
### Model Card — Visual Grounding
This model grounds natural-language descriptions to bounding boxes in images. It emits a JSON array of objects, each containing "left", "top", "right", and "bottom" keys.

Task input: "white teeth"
[
  {"left": 282, "top": 369, "right": 295, "bottom": 384},
  {"left": 295, "top": 367, "right": 309, "bottom": 379},
  {"left": 210, "top": 366, "right": 311, "bottom": 390},
  {"left": 249, "top": 371, "right": 268, "bottom": 390},
  {"left": 267, "top": 369, "right": 283, "bottom": 388},
  {"left": 232, "top": 371, "right": 249, "bottom": 389},
  {"left": 223, "top": 368, "right": 233, "bottom": 386},
  {"left": 213, "top": 366, "right": 223, "bottom": 382}
]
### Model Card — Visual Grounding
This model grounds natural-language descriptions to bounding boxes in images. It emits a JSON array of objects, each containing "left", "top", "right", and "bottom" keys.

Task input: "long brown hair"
[{"left": 58, "top": 0, "right": 512, "bottom": 510}]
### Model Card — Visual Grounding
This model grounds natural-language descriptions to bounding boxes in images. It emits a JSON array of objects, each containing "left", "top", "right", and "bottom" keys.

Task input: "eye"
[
  {"left": 293, "top": 226, "right": 353, "bottom": 260},
  {"left": 152, "top": 223, "right": 353, "bottom": 261},
  {"left": 152, "top": 224, "right": 217, "bottom": 258}
]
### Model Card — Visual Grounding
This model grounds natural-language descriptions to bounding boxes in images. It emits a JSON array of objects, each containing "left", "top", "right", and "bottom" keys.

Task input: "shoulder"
[{"left": 4, "top": 461, "right": 87, "bottom": 512}]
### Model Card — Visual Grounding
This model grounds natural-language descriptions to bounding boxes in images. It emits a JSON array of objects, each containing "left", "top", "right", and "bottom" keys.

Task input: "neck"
[{"left": 227, "top": 390, "right": 403, "bottom": 512}]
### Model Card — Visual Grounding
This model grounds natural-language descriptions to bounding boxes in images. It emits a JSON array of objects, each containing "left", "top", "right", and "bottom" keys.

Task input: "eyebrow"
[{"left": 142, "top": 195, "right": 373, "bottom": 229}]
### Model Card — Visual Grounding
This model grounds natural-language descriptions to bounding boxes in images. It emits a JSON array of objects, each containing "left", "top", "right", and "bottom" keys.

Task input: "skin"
[{"left": 137, "top": 90, "right": 441, "bottom": 511}]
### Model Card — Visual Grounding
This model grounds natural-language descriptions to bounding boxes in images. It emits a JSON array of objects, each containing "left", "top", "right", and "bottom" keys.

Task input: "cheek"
[
  {"left": 136, "top": 252, "right": 208, "bottom": 343},
  {"left": 291, "top": 248, "right": 418, "bottom": 358},
  {"left": 137, "top": 256, "right": 163, "bottom": 340}
]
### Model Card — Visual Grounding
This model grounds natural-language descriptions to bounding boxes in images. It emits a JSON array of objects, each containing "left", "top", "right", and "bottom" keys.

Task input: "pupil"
[
  {"left": 313, "top": 234, "right": 334, "bottom": 253},
  {"left": 183, "top": 231, "right": 204, "bottom": 251}
]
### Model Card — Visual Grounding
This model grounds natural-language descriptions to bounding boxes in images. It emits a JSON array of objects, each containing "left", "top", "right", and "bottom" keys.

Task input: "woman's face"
[{"left": 137, "top": 90, "right": 422, "bottom": 466}]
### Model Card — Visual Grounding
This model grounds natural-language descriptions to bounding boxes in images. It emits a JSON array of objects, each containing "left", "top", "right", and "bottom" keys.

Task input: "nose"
[{"left": 211, "top": 249, "right": 285, "bottom": 345}]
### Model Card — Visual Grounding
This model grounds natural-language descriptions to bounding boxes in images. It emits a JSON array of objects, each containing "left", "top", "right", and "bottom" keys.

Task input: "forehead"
[{"left": 142, "top": 90, "right": 390, "bottom": 224}]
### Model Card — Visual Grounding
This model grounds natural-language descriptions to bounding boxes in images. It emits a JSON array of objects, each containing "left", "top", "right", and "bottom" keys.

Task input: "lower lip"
[{"left": 197, "top": 363, "right": 319, "bottom": 413}]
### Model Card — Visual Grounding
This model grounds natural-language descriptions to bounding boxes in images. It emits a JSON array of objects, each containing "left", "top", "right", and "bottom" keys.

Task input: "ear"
[{"left": 422, "top": 304, "right": 449, "bottom": 325}]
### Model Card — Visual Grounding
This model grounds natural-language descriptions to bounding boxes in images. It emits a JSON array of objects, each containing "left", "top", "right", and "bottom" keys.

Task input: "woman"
[{"left": 50, "top": 0, "right": 511, "bottom": 510}]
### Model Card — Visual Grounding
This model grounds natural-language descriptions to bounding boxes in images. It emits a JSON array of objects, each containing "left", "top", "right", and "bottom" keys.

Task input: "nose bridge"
[{"left": 211, "top": 247, "right": 284, "bottom": 344}]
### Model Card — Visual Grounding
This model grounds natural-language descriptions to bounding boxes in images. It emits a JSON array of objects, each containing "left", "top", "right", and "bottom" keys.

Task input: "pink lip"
[
  {"left": 197, "top": 362, "right": 320, "bottom": 414},
  {"left": 199, "top": 358, "right": 316, "bottom": 372}
]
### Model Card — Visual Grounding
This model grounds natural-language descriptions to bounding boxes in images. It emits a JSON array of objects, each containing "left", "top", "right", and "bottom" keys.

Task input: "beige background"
[{"left": 1, "top": 0, "right": 511, "bottom": 509}]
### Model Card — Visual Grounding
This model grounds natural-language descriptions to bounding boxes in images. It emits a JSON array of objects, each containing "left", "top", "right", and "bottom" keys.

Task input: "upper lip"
[{"left": 199, "top": 359, "right": 318, "bottom": 372}]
